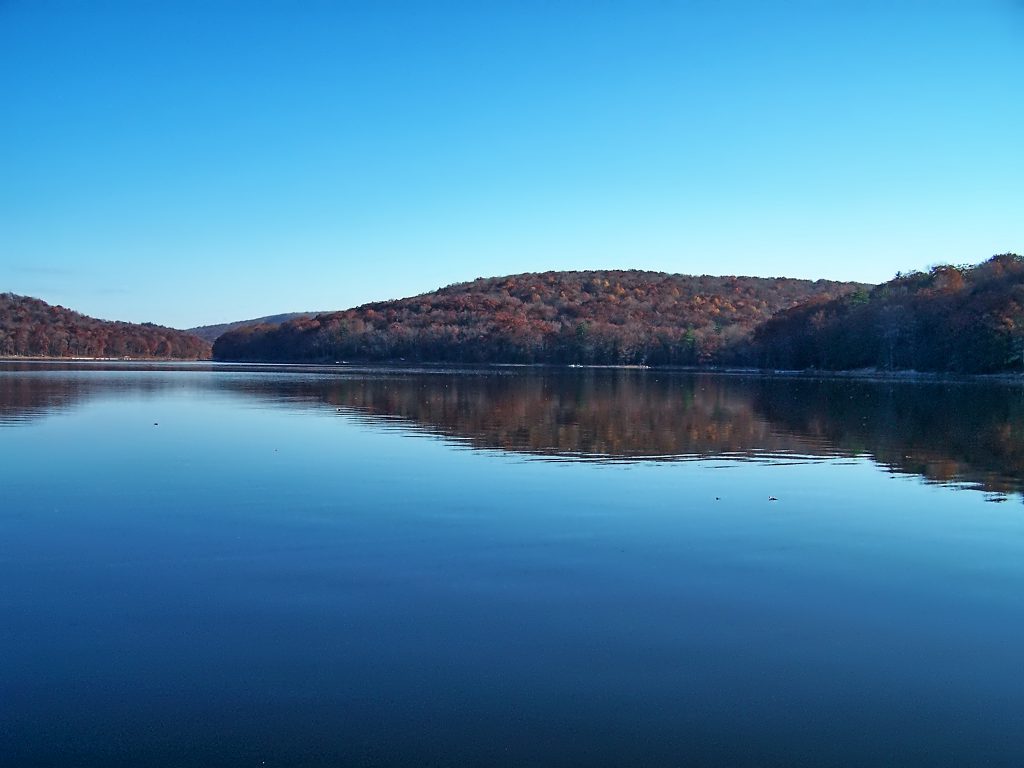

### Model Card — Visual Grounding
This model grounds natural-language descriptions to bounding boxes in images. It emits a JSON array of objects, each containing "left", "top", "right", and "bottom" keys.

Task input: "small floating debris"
[
  {"left": 768, "top": 496, "right": 778, "bottom": 501},
  {"left": 153, "top": 422, "right": 159, "bottom": 426}
]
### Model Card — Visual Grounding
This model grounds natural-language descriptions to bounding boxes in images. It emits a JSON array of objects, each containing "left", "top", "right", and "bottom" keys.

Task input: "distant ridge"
[
  {"left": 188, "top": 312, "right": 320, "bottom": 343},
  {"left": 213, "top": 269, "right": 865, "bottom": 365},
  {"left": 0, "top": 293, "right": 210, "bottom": 359}
]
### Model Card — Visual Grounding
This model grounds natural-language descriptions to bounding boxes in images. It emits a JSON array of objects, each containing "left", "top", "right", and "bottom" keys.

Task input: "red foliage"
[
  {"left": 214, "top": 270, "right": 863, "bottom": 365},
  {"left": 0, "top": 294, "right": 211, "bottom": 359}
]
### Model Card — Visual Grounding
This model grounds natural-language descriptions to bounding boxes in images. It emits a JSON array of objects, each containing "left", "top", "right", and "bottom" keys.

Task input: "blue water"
[{"left": 3, "top": 363, "right": 1024, "bottom": 766}]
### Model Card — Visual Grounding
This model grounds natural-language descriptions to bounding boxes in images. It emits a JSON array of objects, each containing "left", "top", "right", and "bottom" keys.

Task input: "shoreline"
[
  {"left": 0, "top": 355, "right": 211, "bottom": 362},
  {"left": 5, "top": 355, "right": 1024, "bottom": 384}
]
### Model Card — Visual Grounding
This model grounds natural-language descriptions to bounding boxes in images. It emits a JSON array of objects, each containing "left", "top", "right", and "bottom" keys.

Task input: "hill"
[
  {"left": 753, "top": 254, "right": 1024, "bottom": 373},
  {"left": 213, "top": 270, "right": 864, "bottom": 365},
  {"left": 0, "top": 293, "right": 211, "bottom": 359},
  {"left": 188, "top": 312, "right": 319, "bottom": 343}
]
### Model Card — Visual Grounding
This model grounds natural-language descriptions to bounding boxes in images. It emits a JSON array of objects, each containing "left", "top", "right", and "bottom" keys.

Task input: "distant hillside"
[
  {"left": 213, "top": 270, "right": 864, "bottom": 365},
  {"left": 753, "top": 254, "right": 1024, "bottom": 373},
  {"left": 0, "top": 293, "right": 211, "bottom": 359},
  {"left": 188, "top": 312, "right": 318, "bottom": 343}
]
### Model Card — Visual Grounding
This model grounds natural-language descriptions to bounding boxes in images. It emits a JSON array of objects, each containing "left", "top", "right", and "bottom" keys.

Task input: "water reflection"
[
  {"left": 0, "top": 362, "right": 205, "bottom": 425},
  {"left": 3, "top": 362, "right": 1024, "bottom": 495},
  {"left": 227, "top": 370, "right": 837, "bottom": 461},
  {"left": 751, "top": 378, "right": 1024, "bottom": 494}
]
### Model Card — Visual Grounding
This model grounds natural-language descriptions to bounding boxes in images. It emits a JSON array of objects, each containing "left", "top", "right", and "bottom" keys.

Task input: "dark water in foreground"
[{"left": 3, "top": 362, "right": 1024, "bottom": 766}]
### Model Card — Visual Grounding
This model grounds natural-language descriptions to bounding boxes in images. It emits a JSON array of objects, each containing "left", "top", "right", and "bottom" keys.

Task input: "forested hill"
[
  {"left": 0, "top": 293, "right": 211, "bottom": 359},
  {"left": 188, "top": 312, "right": 318, "bottom": 343},
  {"left": 213, "top": 271, "right": 864, "bottom": 365},
  {"left": 753, "top": 254, "right": 1024, "bottom": 373}
]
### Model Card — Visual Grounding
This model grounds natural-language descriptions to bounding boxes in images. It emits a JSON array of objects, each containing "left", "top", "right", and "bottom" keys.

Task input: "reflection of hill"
[
  {"left": 750, "top": 378, "right": 1024, "bottom": 494},
  {"left": 227, "top": 371, "right": 831, "bottom": 460},
  {"left": 225, "top": 371, "right": 1024, "bottom": 494},
  {"left": 0, "top": 370, "right": 97, "bottom": 425},
  {"left": 3, "top": 363, "right": 1024, "bottom": 495},
  {"left": 0, "top": 363, "right": 188, "bottom": 425}
]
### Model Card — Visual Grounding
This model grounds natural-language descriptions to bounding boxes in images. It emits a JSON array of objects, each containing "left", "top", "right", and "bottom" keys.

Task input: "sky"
[{"left": 1, "top": 0, "right": 1022, "bottom": 329}]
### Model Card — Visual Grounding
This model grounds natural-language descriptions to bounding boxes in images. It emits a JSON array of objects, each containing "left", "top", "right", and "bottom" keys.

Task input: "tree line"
[
  {"left": 0, "top": 293, "right": 211, "bottom": 359},
  {"left": 213, "top": 270, "right": 862, "bottom": 365},
  {"left": 753, "top": 254, "right": 1024, "bottom": 373},
  {"left": 14, "top": 254, "right": 1024, "bottom": 372}
]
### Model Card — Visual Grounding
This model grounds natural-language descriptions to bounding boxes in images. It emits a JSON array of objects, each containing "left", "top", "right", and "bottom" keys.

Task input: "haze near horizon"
[{"left": 2, "top": 1, "right": 1022, "bottom": 328}]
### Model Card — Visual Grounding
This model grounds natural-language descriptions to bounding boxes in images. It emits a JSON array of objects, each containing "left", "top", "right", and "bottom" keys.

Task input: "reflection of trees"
[
  {"left": 228, "top": 371, "right": 1024, "bottom": 493},
  {"left": 228, "top": 372, "right": 825, "bottom": 459},
  {"left": 750, "top": 378, "right": 1024, "bottom": 494},
  {"left": 5, "top": 363, "right": 1024, "bottom": 495},
  {"left": 0, "top": 364, "right": 187, "bottom": 425},
  {"left": 0, "top": 372, "right": 97, "bottom": 425}
]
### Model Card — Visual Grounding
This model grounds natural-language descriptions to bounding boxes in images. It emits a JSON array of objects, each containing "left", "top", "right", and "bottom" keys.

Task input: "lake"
[{"left": 3, "top": 362, "right": 1024, "bottom": 766}]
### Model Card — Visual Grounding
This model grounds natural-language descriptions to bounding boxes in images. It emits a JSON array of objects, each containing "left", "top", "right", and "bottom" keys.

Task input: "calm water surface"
[{"left": 3, "top": 362, "right": 1024, "bottom": 766}]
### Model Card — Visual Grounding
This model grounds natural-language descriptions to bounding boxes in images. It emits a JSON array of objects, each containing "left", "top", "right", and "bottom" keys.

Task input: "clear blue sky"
[{"left": 2, "top": 1, "right": 1022, "bottom": 328}]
